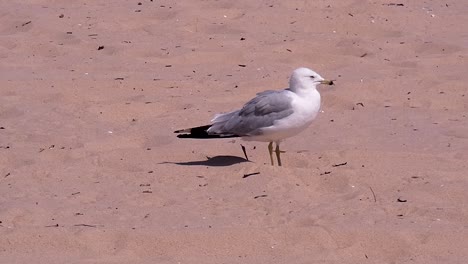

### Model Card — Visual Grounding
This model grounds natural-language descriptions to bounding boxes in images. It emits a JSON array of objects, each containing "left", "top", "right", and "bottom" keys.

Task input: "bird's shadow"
[{"left": 161, "top": 155, "right": 250, "bottom": 167}]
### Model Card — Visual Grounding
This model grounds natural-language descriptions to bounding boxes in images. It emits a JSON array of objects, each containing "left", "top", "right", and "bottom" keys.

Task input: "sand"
[{"left": 1, "top": 0, "right": 467, "bottom": 263}]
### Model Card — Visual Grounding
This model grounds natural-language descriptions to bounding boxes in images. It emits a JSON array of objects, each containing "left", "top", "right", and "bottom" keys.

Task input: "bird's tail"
[{"left": 174, "top": 125, "right": 239, "bottom": 139}]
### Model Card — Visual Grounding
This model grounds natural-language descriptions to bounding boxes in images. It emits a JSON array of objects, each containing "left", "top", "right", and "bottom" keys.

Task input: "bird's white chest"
[
  {"left": 279, "top": 91, "right": 321, "bottom": 129},
  {"left": 253, "top": 90, "right": 321, "bottom": 142}
]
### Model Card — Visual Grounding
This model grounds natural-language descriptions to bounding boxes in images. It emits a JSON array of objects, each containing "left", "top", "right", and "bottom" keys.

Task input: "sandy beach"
[{"left": 1, "top": 0, "right": 467, "bottom": 263}]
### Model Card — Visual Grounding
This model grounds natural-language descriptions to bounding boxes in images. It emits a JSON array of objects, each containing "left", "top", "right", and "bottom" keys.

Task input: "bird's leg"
[
  {"left": 268, "top": 142, "right": 274, "bottom": 166},
  {"left": 275, "top": 142, "right": 284, "bottom": 166},
  {"left": 240, "top": 144, "right": 249, "bottom": 161}
]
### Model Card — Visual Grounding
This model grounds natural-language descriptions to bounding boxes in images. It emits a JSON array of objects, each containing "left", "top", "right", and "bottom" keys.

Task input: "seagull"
[{"left": 174, "top": 67, "right": 334, "bottom": 166}]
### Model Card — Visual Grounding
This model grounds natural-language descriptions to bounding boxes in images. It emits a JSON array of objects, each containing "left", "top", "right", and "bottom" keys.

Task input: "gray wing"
[{"left": 208, "top": 90, "right": 294, "bottom": 136}]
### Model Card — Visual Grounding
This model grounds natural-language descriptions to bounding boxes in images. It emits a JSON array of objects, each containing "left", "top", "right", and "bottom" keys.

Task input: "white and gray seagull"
[{"left": 174, "top": 67, "right": 334, "bottom": 166}]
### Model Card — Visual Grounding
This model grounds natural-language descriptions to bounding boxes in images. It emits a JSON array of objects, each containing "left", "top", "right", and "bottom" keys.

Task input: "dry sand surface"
[{"left": 1, "top": 0, "right": 468, "bottom": 263}]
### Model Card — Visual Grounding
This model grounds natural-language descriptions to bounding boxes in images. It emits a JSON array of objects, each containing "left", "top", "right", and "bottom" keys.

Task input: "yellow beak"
[{"left": 320, "top": 80, "right": 334, "bottom": 85}]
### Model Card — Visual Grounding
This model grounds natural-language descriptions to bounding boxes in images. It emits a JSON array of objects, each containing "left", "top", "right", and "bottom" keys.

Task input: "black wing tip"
[
  {"left": 174, "top": 124, "right": 240, "bottom": 139},
  {"left": 174, "top": 129, "right": 187, "bottom": 133},
  {"left": 177, "top": 134, "right": 240, "bottom": 139},
  {"left": 174, "top": 124, "right": 212, "bottom": 139},
  {"left": 177, "top": 133, "right": 194, "bottom": 138}
]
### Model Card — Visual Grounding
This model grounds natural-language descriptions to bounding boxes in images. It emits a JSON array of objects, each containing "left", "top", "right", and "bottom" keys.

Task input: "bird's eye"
[{"left": 309, "top": 76, "right": 315, "bottom": 79}]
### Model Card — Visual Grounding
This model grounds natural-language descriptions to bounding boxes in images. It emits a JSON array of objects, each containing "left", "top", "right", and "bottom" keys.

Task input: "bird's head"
[{"left": 289, "top": 67, "right": 334, "bottom": 91}]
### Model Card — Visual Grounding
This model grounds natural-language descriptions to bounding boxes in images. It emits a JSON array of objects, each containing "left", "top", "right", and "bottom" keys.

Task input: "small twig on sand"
[
  {"left": 240, "top": 144, "right": 249, "bottom": 161},
  {"left": 243, "top": 172, "right": 260, "bottom": 178},
  {"left": 369, "top": 187, "right": 377, "bottom": 202},
  {"left": 74, "top": 224, "right": 97, "bottom": 228},
  {"left": 332, "top": 162, "right": 347, "bottom": 167}
]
